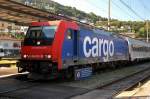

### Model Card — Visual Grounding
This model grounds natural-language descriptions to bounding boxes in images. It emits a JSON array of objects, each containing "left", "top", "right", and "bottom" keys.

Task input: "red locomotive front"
[
  {"left": 17, "top": 21, "right": 63, "bottom": 79},
  {"left": 17, "top": 20, "right": 79, "bottom": 79}
]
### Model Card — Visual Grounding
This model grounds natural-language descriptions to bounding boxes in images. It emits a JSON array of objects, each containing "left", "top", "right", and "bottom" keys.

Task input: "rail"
[
  {"left": 71, "top": 64, "right": 150, "bottom": 99},
  {"left": 0, "top": 73, "right": 37, "bottom": 95},
  {"left": 96, "top": 66, "right": 150, "bottom": 98}
]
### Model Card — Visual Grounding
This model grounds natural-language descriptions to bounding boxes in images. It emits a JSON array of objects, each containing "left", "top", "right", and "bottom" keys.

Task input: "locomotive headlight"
[
  {"left": 44, "top": 55, "right": 51, "bottom": 59},
  {"left": 47, "top": 55, "right": 51, "bottom": 58},
  {"left": 23, "top": 54, "right": 27, "bottom": 58}
]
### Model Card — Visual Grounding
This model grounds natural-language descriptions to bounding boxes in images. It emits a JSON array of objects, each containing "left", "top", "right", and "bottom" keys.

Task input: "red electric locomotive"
[{"left": 17, "top": 20, "right": 129, "bottom": 80}]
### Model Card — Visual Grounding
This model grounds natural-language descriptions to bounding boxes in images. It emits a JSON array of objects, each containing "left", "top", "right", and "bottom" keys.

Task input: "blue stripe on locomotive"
[{"left": 61, "top": 27, "right": 129, "bottom": 67}]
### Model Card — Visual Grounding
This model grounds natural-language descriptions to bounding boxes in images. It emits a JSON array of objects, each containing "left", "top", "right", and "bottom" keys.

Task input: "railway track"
[
  {"left": 99, "top": 68, "right": 150, "bottom": 98},
  {"left": 0, "top": 74, "right": 38, "bottom": 95},
  {"left": 71, "top": 66, "right": 150, "bottom": 99},
  {"left": 1, "top": 63, "right": 150, "bottom": 99}
]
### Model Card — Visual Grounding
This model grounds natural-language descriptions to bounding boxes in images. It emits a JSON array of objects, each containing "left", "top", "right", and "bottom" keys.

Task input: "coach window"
[{"left": 67, "top": 29, "right": 72, "bottom": 40}]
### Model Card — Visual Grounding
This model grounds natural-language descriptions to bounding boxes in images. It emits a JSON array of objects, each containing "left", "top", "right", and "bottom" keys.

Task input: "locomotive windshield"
[{"left": 23, "top": 26, "right": 57, "bottom": 46}]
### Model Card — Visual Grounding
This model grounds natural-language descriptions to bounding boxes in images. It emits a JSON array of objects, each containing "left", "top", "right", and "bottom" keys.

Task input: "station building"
[
  {"left": 120, "top": 32, "right": 136, "bottom": 38},
  {"left": 0, "top": 21, "right": 28, "bottom": 34},
  {"left": 0, "top": 34, "right": 21, "bottom": 57}
]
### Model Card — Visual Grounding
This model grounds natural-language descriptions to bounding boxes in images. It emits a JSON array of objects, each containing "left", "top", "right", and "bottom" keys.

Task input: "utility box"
[{"left": 74, "top": 67, "right": 92, "bottom": 80}]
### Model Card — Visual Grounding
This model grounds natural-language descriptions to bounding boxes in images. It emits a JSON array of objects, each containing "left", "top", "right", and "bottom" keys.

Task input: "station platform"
[
  {"left": 0, "top": 66, "right": 17, "bottom": 78},
  {"left": 0, "top": 60, "right": 17, "bottom": 78},
  {"left": 116, "top": 78, "right": 150, "bottom": 98}
]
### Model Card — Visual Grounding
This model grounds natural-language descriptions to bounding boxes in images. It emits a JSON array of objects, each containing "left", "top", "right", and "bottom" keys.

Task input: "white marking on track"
[{"left": 0, "top": 72, "right": 28, "bottom": 79}]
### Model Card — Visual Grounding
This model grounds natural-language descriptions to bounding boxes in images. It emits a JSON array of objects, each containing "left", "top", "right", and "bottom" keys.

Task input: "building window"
[
  {"left": 3, "top": 43, "right": 8, "bottom": 47},
  {"left": 2, "top": 23, "right": 4, "bottom": 27}
]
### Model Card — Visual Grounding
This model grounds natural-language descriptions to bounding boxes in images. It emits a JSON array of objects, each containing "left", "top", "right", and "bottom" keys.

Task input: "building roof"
[
  {"left": 0, "top": 0, "right": 70, "bottom": 26},
  {"left": 120, "top": 32, "right": 136, "bottom": 38}
]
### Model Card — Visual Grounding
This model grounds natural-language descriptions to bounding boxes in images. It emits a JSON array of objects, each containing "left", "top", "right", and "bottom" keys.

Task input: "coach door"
[{"left": 73, "top": 30, "right": 78, "bottom": 61}]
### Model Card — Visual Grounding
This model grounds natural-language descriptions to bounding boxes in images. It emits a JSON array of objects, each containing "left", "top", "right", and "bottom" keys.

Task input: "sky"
[{"left": 52, "top": 0, "right": 150, "bottom": 21}]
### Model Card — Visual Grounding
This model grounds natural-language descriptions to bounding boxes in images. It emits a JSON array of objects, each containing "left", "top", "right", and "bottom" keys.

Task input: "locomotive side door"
[
  {"left": 66, "top": 29, "right": 78, "bottom": 61},
  {"left": 73, "top": 30, "right": 78, "bottom": 61}
]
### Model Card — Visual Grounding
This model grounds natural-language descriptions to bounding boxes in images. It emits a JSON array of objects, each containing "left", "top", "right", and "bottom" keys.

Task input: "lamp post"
[
  {"left": 146, "top": 20, "right": 149, "bottom": 42},
  {"left": 108, "top": 0, "right": 111, "bottom": 31}
]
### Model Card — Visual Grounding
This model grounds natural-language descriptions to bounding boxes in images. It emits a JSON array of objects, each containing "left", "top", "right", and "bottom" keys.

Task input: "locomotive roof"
[
  {"left": 31, "top": 20, "right": 120, "bottom": 37},
  {"left": 31, "top": 20, "right": 61, "bottom": 26}
]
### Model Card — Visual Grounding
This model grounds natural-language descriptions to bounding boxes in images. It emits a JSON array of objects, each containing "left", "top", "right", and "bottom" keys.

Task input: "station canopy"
[{"left": 0, "top": 0, "right": 69, "bottom": 26}]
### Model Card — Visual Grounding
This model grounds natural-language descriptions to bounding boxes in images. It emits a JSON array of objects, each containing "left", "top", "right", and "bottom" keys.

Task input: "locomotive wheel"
[
  {"left": 111, "top": 62, "right": 116, "bottom": 69},
  {"left": 64, "top": 67, "right": 74, "bottom": 80}
]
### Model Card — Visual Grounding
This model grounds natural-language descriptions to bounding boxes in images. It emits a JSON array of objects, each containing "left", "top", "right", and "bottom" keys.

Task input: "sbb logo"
[{"left": 83, "top": 36, "right": 114, "bottom": 60}]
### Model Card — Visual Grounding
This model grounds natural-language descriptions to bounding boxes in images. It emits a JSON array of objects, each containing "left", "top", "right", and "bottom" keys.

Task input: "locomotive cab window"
[
  {"left": 24, "top": 26, "right": 57, "bottom": 46},
  {"left": 26, "top": 26, "right": 57, "bottom": 39}
]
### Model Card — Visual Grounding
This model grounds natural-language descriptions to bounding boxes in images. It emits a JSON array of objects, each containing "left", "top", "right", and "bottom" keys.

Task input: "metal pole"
[
  {"left": 146, "top": 20, "right": 149, "bottom": 42},
  {"left": 108, "top": 0, "right": 111, "bottom": 31}
]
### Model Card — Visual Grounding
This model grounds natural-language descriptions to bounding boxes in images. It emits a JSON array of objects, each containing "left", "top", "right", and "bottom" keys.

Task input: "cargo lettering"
[{"left": 83, "top": 36, "right": 114, "bottom": 59}]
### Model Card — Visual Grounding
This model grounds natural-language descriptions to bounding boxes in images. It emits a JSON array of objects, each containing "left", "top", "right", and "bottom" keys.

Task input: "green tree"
[
  {"left": 138, "top": 27, "right": 146, "bottom": 37},
  {"left": 89, "top": 12, "right": 99, "bottom": 24}
]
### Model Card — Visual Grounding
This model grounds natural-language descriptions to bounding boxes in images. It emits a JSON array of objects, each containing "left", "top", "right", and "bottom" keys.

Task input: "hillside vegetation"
[{"left": 15, "top": 0, "right": 149, "bottom": 38}]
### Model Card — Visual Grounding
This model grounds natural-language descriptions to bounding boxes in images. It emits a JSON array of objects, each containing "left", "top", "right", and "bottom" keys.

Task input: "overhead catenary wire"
[
  {"left": 119, "top": 0, "right": 145, "bottom": 21},
  {"left": 83, "top": 0, "right": 120, "bottom": 19},
  {"left": 140, "top": 0, "right": 150, "bottom": 14},
  {"left": 112, "top": 0, "right": 136, "bottom": 20},
  {"left": 137, "top": 0, "right": 149, "bottom": 42},
  {"left": 85, "top": 0, "right": 139, "bottom": 21}
]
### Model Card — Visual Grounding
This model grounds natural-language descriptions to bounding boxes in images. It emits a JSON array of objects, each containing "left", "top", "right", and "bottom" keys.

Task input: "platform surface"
[
  {"left": 0, "top": 66, "right": 17, "bottom": 77},
  {"left": 116, "top": 78, "right": 150, "bottom": 98}
]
